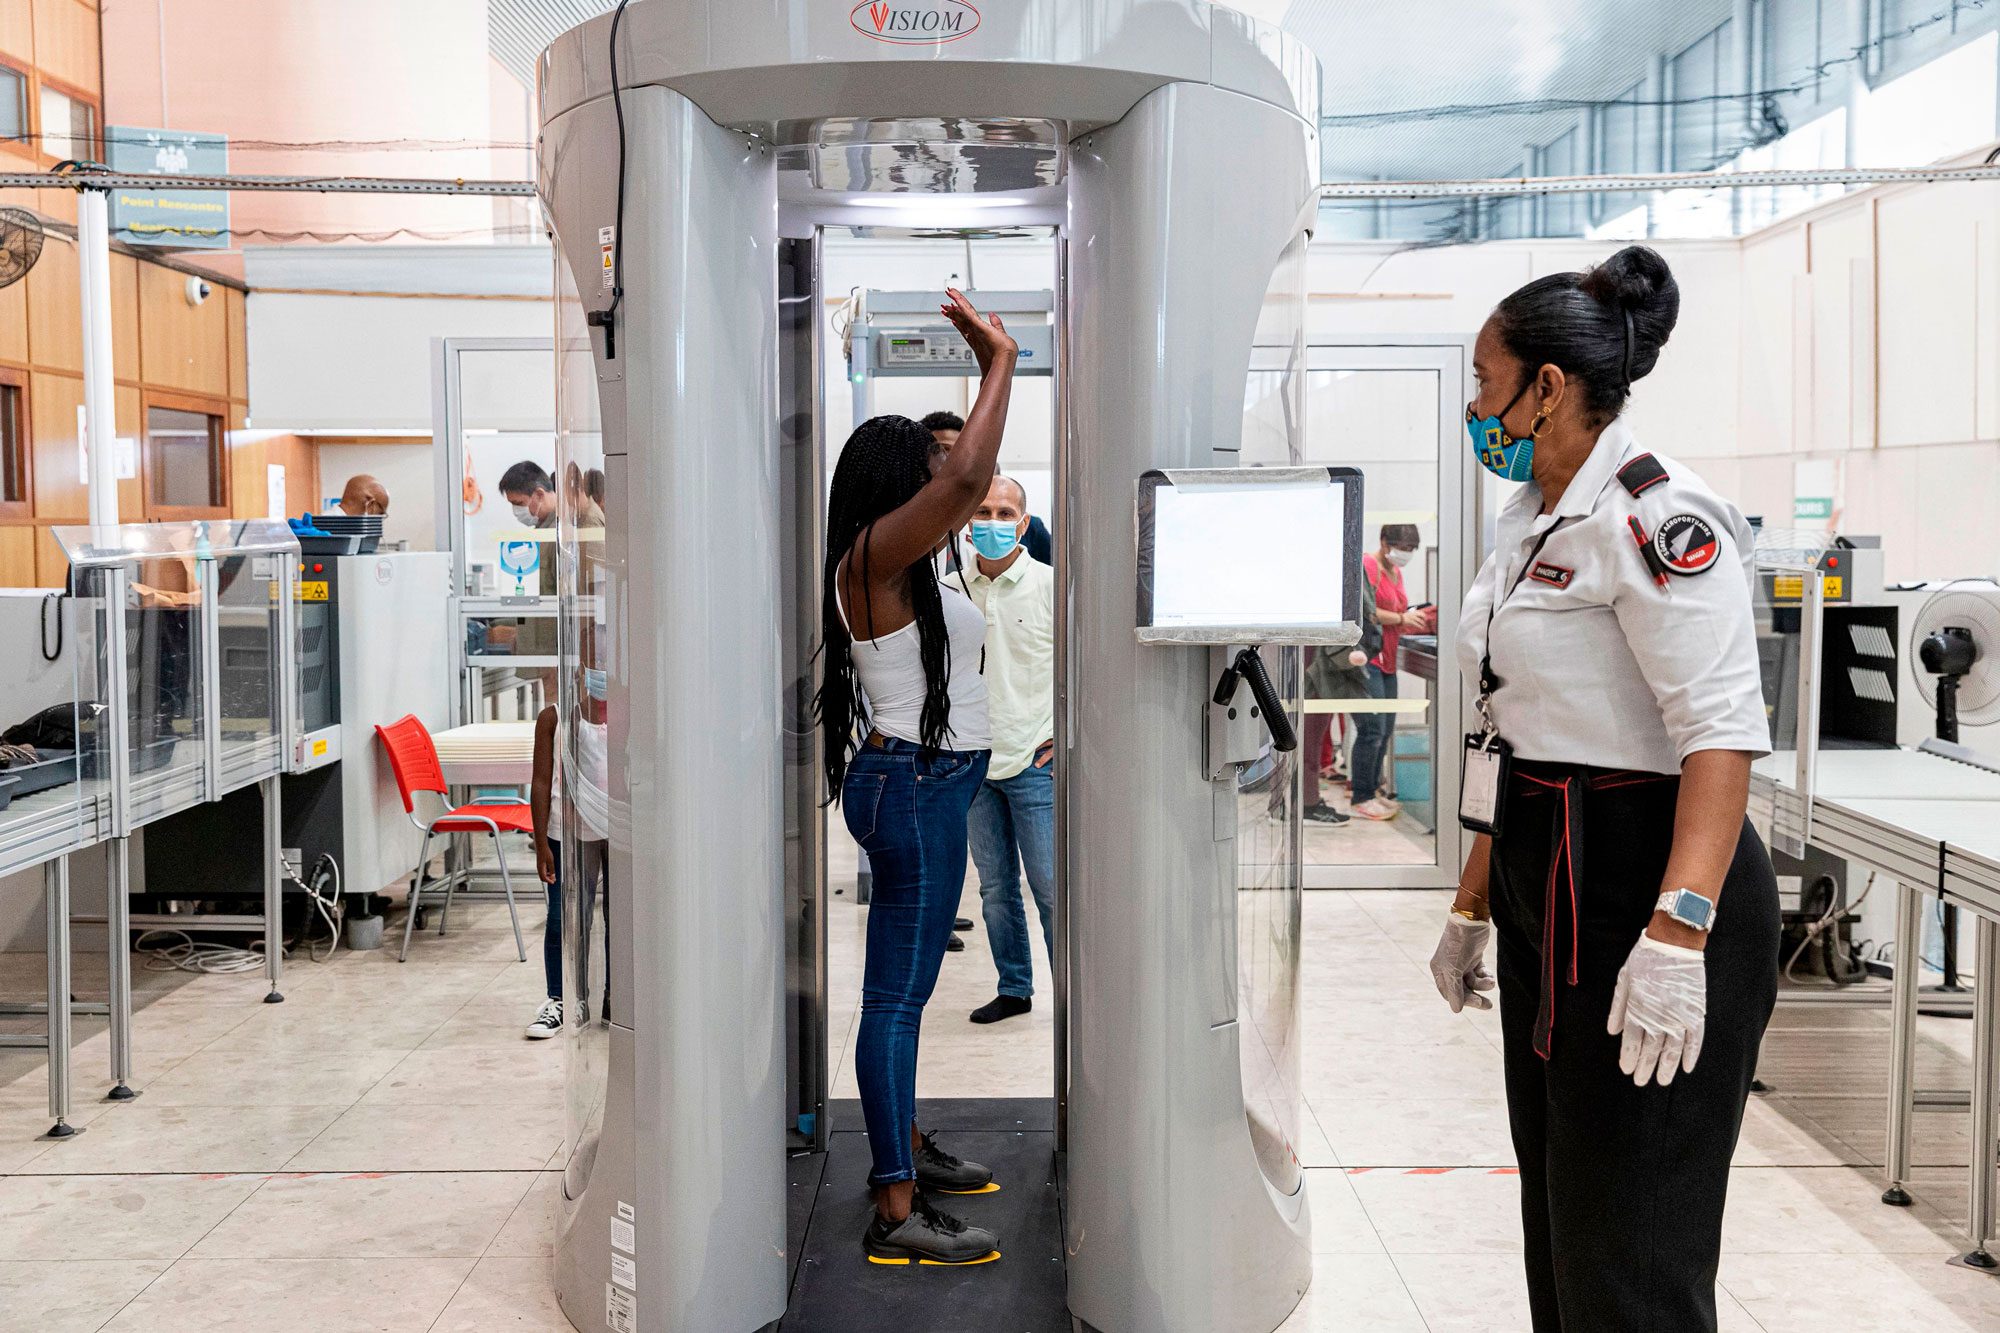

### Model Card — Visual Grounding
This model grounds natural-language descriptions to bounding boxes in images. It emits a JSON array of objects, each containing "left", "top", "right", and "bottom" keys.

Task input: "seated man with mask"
[{"left": 959, "top": 475, "right": 1058, "bottom": 1023}]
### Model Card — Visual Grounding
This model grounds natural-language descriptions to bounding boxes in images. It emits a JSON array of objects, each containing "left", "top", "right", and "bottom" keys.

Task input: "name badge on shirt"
[{"left": 1459, "top": 732, "right": 1513, "bottom": 836}]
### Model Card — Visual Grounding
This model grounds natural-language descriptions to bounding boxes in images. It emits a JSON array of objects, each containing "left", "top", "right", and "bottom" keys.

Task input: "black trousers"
[{"left": 1489, "top": 759, "right": 1779, "bottom": 1333}]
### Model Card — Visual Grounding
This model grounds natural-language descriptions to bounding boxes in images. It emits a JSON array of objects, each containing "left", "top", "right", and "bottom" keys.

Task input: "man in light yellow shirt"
[{"left": 959, "top": 475, "right": 1056, "bottom": 1024}]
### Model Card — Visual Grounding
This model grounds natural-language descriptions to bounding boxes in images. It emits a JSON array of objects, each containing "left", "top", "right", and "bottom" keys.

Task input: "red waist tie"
[{"left": 1517, "top": 768, "right": 1674, "bottom": 1060}]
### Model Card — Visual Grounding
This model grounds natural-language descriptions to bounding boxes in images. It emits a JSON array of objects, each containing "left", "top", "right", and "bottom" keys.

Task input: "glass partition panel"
[
  {"left": 449, "top": 345, "right": 560, "bottom": 601},
  {"left": 214, "top": 549, "right": 289, "bottom": 791},
  {"left": 124, "top": 553, "right": 207, "bottom": 825},
  {"left": 53, "top": 521, "right": 299, "bottom": 824},
  {"left": 463, "top": 611, "right": 562, "bottom": 667},
  {"left": 1238, "top": 230, "right": 1308, "bottom": 1197},
  {"left": 1292, "top": 348, "right": 1466, "bottom": 888},
  {"left": 0, "top": 591, "right": 92, "bottom": 878}
]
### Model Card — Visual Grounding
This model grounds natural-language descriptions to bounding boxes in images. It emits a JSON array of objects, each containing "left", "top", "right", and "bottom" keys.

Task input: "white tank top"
[
  {"left": 553, "top": 716, "right": 610, "bottom": 842},
  {"left": 836, "top": 561, "right": 991, "bottom": 752}
]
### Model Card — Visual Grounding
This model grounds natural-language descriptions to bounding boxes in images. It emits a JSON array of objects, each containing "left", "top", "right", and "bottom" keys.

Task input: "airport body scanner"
[{"left": 536, "top": 5, "right": 1338, "bottom": 1329}]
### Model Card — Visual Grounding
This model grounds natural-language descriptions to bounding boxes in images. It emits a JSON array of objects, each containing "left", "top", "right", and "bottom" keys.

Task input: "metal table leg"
[
  {"left": 1963, "top": 913, "right": 1999, "bottom": 1269},
  {"left": 262, "top": 776, "right": 285, "bottom": 1004},
  {"left": 44, "top": 857, "right": 77, "bottom": 1139},
  {"left": 104, "top": 837, "right": 137, "bottom": 1100},
  {"left": 1884, "top": 879, "right": 1921, "bottom": 1207}
]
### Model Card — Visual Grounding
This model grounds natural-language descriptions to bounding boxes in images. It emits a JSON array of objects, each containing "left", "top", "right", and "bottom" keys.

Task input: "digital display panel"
[{"left": 1136, "top": 467, "right": 1362, "bottom": 645}]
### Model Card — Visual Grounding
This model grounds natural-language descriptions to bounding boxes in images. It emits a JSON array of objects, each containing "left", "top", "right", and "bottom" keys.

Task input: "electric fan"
[
  {"left": 0, "top": 209, "right": 46, "bottom": 290},
  {"left": 1907, "top": 581, "right": 2000, "bottom": 743}
]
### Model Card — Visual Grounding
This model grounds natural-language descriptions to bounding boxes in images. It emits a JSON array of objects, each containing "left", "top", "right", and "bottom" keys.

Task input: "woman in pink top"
[{"left": 1351, "top": 522, "right": 1433, "bottom": 819}]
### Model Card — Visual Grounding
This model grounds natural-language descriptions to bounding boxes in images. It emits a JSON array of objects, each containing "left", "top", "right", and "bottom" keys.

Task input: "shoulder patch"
[
  {"left": 1654, "top": 513, "right": 1720, "bottom": 576},
  {"left": 1616, "top": 452, "right": 1670, "bottom": 498}
]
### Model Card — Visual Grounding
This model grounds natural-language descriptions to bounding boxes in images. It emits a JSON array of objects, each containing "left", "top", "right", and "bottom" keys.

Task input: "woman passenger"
[{"left": 817, "top": 289, "right": 1017, "bottom": 1265}]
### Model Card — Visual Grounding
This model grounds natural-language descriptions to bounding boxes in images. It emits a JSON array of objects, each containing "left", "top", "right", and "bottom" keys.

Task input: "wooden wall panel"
[
  {"left": 227, "top": 427, "right": 261, "bottom": 523},
  {"left": 115, "top": 383, "right": 141, "bottom": 518},
  {"left": 29, "top": 370, "right": 83, "bottom": 519},
  {"left": 137, "top": 261, "right": 228, "bottom": 398},
  {"left": 0, "top": 525, "right": 36, "bottom": 587},
  {"left": 24, "top": 236, "right": 82, "bottom": 374},
  {"left": 34, "top": 524, "right": 66, "bottom": 588},
  {"left": 0, "top": 3, "right": 32, "bottom": 63},
  {"left": 0, "top": 263, "right": 26, "bottom": 367},
  {"left": 109, "top": 252, "right": 140, "bottom": 384},
  {"left": 31, "top": 0, "right": 102, "bottom": 98},
  {"left": 223, "top": 413, "right": 317, "bottom": 522},
  {"left": 36, "top": 190, "right": 75, "bottom": 228},
  {"left": 225, "top": 287, "right": 247, "bottom": 403}
]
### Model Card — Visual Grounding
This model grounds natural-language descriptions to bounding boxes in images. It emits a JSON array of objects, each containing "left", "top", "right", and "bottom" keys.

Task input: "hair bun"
[{"left": 1581, "top": 245, "right": 1678, "bottom": 319}]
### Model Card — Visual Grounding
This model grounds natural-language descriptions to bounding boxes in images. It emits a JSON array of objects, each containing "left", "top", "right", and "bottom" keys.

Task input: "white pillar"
[
  {"left": 76, "top": 186, "right": 120, "bottom": 528},
  {"left": 1843, "top": 0, "right": 1872, "bottom": 167}
]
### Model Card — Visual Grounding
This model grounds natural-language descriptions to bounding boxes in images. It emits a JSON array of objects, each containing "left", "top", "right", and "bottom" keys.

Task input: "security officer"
[{"left": 1426, "top": 245, "right": 1779, "bottom": 1333}]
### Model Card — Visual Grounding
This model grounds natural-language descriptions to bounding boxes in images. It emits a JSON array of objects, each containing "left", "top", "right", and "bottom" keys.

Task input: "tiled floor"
[{"left": 1, "top": 881, "right": 1997, "bottom": 1331}]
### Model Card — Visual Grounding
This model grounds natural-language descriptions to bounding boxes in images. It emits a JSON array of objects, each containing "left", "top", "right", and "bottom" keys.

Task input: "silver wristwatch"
[{"left": 1655, "top": 888, "right": 1717, "bottom": 933}]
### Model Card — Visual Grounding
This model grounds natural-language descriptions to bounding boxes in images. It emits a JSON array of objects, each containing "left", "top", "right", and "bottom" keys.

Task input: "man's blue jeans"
[
  {"left": 844, "top": 736, "right": 989, "bottom": 1187},
  {"left": 968, "top": 762, "right": 1057, "bottom": 1000}
]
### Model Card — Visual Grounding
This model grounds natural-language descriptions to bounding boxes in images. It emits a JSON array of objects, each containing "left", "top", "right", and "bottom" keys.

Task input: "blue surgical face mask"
[
  {"left": 582, "top": 667, "right": 608, "bottom": 702},
  {"left": 1465, "top": 378, "right": 1538, "bottom": 482},
  {"left": 969, "top": 519, "right": 1022, "bottom": 561}
]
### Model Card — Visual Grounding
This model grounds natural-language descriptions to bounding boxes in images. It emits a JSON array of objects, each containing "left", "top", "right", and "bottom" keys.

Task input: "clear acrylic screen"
[{"left": 1150, "top": 479, "right": 1346, "bottom": 628}]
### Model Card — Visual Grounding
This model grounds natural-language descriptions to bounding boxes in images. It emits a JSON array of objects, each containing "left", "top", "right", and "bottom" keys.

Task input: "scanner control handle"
[{"left": 1218, "top": 648, "right": 1297, "bottom": 754}]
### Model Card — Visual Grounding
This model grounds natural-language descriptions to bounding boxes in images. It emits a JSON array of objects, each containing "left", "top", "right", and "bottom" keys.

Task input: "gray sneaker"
[
  {"left": 915, "top": 1130, "right": 996, "bottom": 1194},
  {"left": 864, "top": 1192, "right": 1000, "bottom": 1266}
]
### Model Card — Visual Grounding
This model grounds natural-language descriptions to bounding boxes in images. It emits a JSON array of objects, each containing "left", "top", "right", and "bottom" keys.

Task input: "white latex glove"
[
  {"left": 1606, "top": 934, "right": 1707, "bottom": 1087},
  {"left": 1428, "top": 913, "right": 1496, "bottom": 1013}
]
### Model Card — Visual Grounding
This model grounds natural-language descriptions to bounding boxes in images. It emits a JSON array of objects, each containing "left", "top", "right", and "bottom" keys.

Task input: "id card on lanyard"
[
  {"left": 1459, "top": 519, "right": 1566, "bottom": 836},
  {"left": 1459, "top": 731, "right": 1512, "bottom": 835}
]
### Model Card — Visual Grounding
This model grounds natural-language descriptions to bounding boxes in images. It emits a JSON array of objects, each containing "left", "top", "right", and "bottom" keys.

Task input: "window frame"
[
  {"left": 32, "top": 72, "right": 100, "bottom": 166},
  {"left": 0, "top": 365, "right": 32, "bottom": 521},
  {"left": 0, "top": 58, "right": 31, "bottom": 163},
  {"left": 141, "top": 389, "right": 231, "bottom": 521}
]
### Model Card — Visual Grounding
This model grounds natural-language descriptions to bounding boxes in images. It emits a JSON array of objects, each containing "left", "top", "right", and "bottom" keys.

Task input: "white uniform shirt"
[
  {"left": 1455, "top": 416, "right": 1770, "bottom": 775},
  {"left": 962, "top": 551, "right": 1056, "bottom": 781}
]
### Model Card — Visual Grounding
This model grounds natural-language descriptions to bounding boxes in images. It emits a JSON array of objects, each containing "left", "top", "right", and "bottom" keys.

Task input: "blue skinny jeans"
[{"left": 843, "top": 736, "right": 989, "bottom": 1186}]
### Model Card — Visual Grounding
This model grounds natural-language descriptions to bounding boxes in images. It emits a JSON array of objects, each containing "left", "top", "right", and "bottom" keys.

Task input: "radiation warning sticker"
[{"left": 1653, "top": 513, "right": 1719, "bottom": 577}]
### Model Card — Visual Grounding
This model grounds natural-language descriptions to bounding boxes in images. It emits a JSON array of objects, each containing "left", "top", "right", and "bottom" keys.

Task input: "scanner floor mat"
[{"left": 781, "top": 1098, "right": 1066, "bottom": 1332}]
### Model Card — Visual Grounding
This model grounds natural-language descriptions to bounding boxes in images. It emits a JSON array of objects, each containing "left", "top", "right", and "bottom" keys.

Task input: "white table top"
[
  {"left": 431, "top": 722, "right": 535, "bottom": 786},
  {"left": 431, "top": 721, "right": 536, "bottom": 760},
  {"left": 1755, "top": 748, "right": 2000, "bottom": 801},
  {"left": 1819, "top": 796, "right": 2000, "bottom": 847}
]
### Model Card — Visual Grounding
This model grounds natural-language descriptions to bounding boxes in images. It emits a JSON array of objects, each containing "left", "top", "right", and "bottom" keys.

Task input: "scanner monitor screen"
[{"left": 1136, "top": 467, "right": 1362, "bottom": 645}]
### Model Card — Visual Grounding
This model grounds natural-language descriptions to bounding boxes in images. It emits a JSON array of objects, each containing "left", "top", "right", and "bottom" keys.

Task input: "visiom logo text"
[{"left": 850, "top": 0, "right": 981, "bottom": 44}]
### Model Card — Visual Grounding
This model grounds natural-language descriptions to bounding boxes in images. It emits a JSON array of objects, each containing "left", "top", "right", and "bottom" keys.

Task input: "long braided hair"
[{"left": 816, "top": 415, "right": 957, "bottom": 798}]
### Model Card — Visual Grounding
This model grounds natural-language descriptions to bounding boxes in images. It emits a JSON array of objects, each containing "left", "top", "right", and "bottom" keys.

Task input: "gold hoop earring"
[{"left": 1529, "top": 407, "right": 1553, "bottom": 440}]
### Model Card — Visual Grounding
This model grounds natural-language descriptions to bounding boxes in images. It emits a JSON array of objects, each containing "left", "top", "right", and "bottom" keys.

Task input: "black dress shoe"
[
  {"left": 970, "top": 994, "right": 1031, "bottom": 1024},
  {"left": 945, "top": 934, "right": 966, "bottom": 953},
  {"left": 953, "top": 917, "right": 974, "bottom": 932}
]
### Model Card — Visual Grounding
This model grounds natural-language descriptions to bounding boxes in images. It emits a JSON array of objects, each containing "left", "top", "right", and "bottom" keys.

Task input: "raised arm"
[{"left": 851, "top": 289, "right": 1019, "bottom": 578}]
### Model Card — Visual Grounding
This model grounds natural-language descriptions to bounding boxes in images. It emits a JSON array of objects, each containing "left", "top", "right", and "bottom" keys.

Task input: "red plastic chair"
[{"left": 375, "top": 714, "right": 527, "bottom": 963}]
